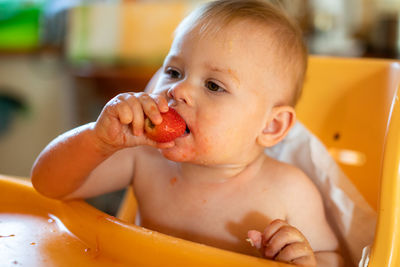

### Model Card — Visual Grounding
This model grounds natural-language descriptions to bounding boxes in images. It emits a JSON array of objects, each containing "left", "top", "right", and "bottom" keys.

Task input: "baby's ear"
[{"left": 257, "top": 106, "right": 296, "bottom": 147}]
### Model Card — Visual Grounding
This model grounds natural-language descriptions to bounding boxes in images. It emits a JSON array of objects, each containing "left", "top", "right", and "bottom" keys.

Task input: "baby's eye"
[
  {"left": 205, "top": 81, "right": 225, "bottom": 93},
  {"left": 165, "top": 68, "right": 181, "bottom": 79}
]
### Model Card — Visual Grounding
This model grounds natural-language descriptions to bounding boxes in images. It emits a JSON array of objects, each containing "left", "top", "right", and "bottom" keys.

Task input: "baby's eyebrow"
[
  {"left": 205, "top": 63, "right": 240, "bottom": 86},
  {"left": 164, "top": 54, "right": 182, "bottom": 66}
]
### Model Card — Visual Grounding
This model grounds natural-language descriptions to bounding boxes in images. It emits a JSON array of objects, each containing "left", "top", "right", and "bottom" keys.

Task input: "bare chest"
[{"left": 133, "top": 173, "right": 286, "bottom": 256}]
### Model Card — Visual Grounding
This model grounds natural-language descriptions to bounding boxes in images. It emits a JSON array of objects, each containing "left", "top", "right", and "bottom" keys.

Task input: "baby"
[{"left": 31, "top": 0, "right": 342, "bottom": 266}]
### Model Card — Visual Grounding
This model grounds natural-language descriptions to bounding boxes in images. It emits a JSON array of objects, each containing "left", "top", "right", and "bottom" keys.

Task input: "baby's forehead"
[
  {"left": 175, "top": 20, "right": 280, "bottom": 69},
  {"left": 175, "top": 18, "right": 280, "bottom": 61},
  {"left": 179, "top": 16, "right": 274, "bottom": 41}
]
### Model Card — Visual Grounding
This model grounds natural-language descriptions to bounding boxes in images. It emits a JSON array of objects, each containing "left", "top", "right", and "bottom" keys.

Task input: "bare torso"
[{"left": 132, "top": 147, "right": 291, "bottom": 256}]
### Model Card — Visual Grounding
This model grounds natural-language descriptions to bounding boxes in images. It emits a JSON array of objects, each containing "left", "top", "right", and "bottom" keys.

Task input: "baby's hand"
[
  {"left": 247, "top": 219, "right": 316, "bottom": 266},
  {"left": 94, "top": 92, "right": 173, "bottom": 150}
]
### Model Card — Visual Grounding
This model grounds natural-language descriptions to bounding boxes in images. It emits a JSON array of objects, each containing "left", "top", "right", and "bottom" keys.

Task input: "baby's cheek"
[
  {"left": 196, "top": 136, "right": 213, "bottom": 155},
  {"left": 195, "top": 133, "right": 235, "bottom": 164}
]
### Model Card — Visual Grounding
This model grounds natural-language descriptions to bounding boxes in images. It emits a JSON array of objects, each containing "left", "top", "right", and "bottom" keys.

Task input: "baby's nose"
[{"left": 167, "top": 81, "right": 194, "bottom": 106}]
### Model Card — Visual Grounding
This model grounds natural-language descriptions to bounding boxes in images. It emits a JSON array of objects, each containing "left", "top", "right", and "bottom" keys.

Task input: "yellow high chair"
[{"left": 0, "top": 56, "right": 399, "bottom": 266}]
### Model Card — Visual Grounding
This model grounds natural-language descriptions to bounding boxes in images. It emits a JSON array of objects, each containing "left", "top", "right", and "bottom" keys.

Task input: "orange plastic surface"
[
  {"left": 0, "top": 175, "right": 288, "bottom": 267},
  {"left": 295, "top": 57, "right": 400, "bottom": 267},
  {"left": 297, "top": 57, "right": 400, "bottom": 211},
  {"left": 367, "top": 65, "right": 400, "bottom": 266}
]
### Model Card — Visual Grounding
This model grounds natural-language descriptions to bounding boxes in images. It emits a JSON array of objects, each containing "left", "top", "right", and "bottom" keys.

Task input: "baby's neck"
[{"left": 177, "top": 152, "right": 266, "bottom": 185}]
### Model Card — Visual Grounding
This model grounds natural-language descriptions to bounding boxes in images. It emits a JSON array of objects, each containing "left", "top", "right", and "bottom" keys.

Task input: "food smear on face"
[{"left": 170, "top": 177, "right": 177, "bottom": 185}]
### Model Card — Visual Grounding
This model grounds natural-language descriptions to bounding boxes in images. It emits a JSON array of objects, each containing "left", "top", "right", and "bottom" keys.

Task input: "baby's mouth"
[
  {"left": 180, "top": 124, "right": 191, "bottom": 138},
  {"left": 185, "top": 125, "right": 191, "bottom": 135},
  {"left": 176, "top": 124, "right": 190, "bottom": 140}
]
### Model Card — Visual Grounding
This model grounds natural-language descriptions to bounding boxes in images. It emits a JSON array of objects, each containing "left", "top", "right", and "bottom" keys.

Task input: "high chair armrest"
[{"left": 116, "top": 186, "right": 137, "bottom": 224}]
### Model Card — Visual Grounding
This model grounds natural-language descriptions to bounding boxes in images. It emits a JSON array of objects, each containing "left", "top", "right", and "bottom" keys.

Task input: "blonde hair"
[{"left": 175, "top": 0, "right": 308, "bottom": 106}]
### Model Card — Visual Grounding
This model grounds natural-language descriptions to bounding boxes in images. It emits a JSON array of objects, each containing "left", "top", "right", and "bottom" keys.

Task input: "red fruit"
[{"left": 144, "top": 108, "right": 187, "bottom": 143}]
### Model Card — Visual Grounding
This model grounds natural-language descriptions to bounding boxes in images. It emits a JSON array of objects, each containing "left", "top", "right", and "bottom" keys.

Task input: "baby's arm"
[
  {"left": 247, "top": 169, "right": 342, "bottom": 266},
  {"left": 31, "top": 93, "right": 172, "bottom": 199}
]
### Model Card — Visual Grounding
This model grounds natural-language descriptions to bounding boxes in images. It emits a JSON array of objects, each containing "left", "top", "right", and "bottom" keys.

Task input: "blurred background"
[{"left": 1, "top": 0, "right": 399, "bottom": 214}]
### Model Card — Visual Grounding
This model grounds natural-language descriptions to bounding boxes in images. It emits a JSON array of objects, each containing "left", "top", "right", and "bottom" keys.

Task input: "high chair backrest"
[
  {"left": 116, "top": 56, "right": 400, "bottom": 266},
  {"left": 296, "top": 56, "right": 400, "bottom": 266},
  {"left": 296, "top": 56, "right": 400, "bottom": 211}
]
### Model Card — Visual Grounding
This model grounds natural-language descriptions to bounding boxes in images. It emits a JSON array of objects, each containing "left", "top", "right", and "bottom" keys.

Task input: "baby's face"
[{"left": 154, "top": 20, "right": 287, "bottom": 165}]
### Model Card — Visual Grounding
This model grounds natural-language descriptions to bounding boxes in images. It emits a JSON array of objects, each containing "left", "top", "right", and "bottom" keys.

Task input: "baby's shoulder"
[
  {"left": 259, "top": 156, "right": 321, "bottom": 203},
  {"left": 259, "top": 156, "right": 309, "bottom": 185}
]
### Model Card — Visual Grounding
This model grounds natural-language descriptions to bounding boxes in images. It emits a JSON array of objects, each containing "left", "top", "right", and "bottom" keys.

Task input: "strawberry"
[{"left": 144, "top": 108, "right": 187, "bottom": 143}]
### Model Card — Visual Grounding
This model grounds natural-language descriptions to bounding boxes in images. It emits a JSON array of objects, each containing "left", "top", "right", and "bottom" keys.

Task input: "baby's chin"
[
  {"left": 160, "top": 138, "right": 216, "bottom": 164},
  {"left": 160, "top": 145, "right": 196, "bottom": 162},
  {"left": 161, "top": 149, "right": 219, "bottom": 166}
]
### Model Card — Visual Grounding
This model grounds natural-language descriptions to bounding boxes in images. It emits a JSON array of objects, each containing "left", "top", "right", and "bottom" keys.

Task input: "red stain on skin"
[
  {"left": 189, "top": 147, "right": 196, "bottom": 156},
  {"left": 170, "top": 177, "right": 177, "bottom": 185},
  {"left": 197, "top": 137, "right": 212, "bottom": 155}
]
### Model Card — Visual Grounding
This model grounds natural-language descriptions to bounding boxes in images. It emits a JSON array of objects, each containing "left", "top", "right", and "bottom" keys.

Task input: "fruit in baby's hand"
[{"left": 144, "top": 108, "right": 187, "bottom": 143}]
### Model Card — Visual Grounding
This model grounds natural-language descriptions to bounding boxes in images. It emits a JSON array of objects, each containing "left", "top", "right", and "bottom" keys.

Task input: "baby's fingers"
[
  {"left": 247, "top": 230, "right": 263, "bottom": 250},
  {"left": 138, "top": 94, "right": 163, "bottom": 125},
  {"left": 154, "top": 94, "right": 169, "bottom": 113},
  {"left": 123, "top": 95, "right": 144, "bottom": 136},
  {"left": 275, "top": 242, "right": 315, "bottom": 266},
  {"left": 261, "top": 219, "right": 289, "bottom": 249},
  {"left": 263, "top": 223, "right": 305, "bottom": 259},
  {"left": 108, "top": 94, "right": 134, "bottom": 125},
  {"left": 117, "top": 104, "right": 133, "bottom": 124}
]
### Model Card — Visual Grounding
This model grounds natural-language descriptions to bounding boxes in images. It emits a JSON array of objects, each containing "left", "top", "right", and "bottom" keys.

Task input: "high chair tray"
[{"left": 0, "top": 175, "right": 288, "bottom": 267}]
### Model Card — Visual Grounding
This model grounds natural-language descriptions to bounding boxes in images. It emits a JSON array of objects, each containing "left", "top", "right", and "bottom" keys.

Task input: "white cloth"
[{"left": 265, "top": 122, "right": 377, "bottom": 266}]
